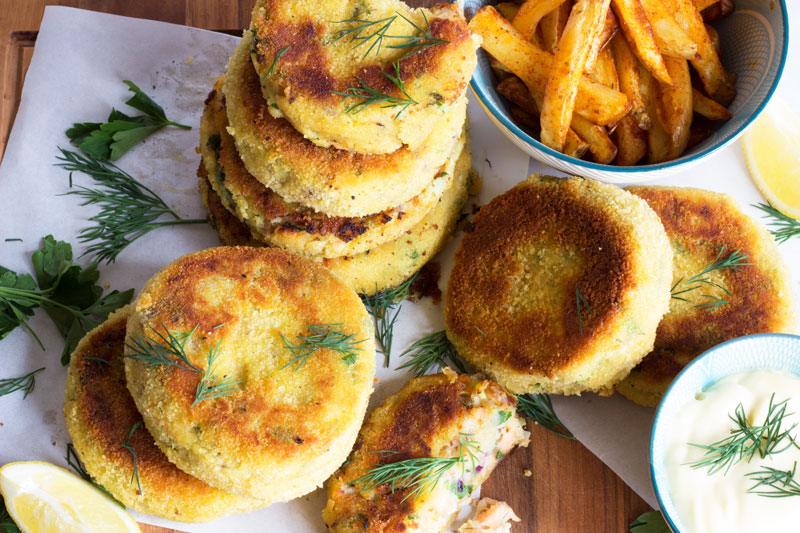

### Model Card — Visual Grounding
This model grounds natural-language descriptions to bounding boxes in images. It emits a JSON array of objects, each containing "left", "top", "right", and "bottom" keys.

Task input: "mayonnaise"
[{"left": 665, "top": 369, "right": 800, "bottom": 532}]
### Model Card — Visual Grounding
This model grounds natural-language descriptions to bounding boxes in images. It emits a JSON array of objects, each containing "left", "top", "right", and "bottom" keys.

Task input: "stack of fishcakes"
[{"left": 198, "top": 0, "right": 481, "bottom": 295}]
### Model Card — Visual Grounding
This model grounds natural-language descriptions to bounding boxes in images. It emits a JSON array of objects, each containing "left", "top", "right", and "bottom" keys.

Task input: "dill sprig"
[
  {"left": 331, "top": 61, "right": 417, "bottom": 118},
  {"left": 396, "top": 330, "right": 469, "bottom": 376},
  {"left": 352, "top": 435, "right": 480, "bottom": 502},
  {"left": 262, "top": 45, "right": 291, "bottom": 81},
  {"left": 124, "top": 323, "right": 238, "bottom": 406},
  {"left": 361, "top": 273, "right": 417, "bottom": 366},
  {"left": 754, "top": 203, "right": 800, "bottom": 244},
  {"left": 388, "top": 11, "right": 449, "bottom": 60},
  {"left": 687, "top": 393, "right": 798, "bottom": 474},
  {"left": 65, "top": 443, "right": 123, "bottom": 507},
  {"left": 670, "top": 246, "right": 751, "bottom": 310},
  {"left": 746, "top": 461, "right": 800, "bottom": 497},
  {"left": 0, "top": 368, "right": 44, "bottom": 399},
  {"left": 54, "top": 148, "right": 206, "bottom": 263},
  {"left": 516, "top": 394, "right": 575, "bottom": 440},
  {"left": 280, "top": 324, "right": 365, "bottom": 371},
  {"left": 575, "top": 286, "right": 592, "bottom": 335},
  {"left": 121, "top": 422, "right": 142, "bottom": 494},
  {"left": 333, "top": 15, "right": 398, "bottom": 60}
]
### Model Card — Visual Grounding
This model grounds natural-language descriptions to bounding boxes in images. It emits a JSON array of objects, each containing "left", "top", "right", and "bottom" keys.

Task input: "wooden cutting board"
[{"left": 0, "top": 2, "right": 651, "bottom": 532}]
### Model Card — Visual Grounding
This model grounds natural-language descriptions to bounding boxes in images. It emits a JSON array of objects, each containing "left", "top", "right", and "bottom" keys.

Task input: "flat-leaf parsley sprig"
[
  {"left": 352, "top": 435, "right": 480, "bottom": 502},
  {"left": 516, "top": 393, "right": 575, "bottom": 440},
  {"left": 396, "top": 330, "right": 469, "bottom": 376},
  {"left": 280, "top": 324, "right": 365, "bottom": 371},
  {"left": 331, "top": 61, "right": 417, "bottom": 118},
  {"left": 670, "top": 246, "right": 750, "bottom": 311},
  {"left": 0, "top": 236, "right": 133, "bottom": 364},
  {"left": 66, "top": 80, "right": 190, "bottom": 161},
  {"left": 55, "top": 148, "right": 206, "bottom": 263},
  {"left": 125, "top": 323, "right": 239, "bottom": 406},
  {"left": 753, "top": 203, "right": 800, "bottom": 244},
  {"left": 361, "top": 273, "right": 417, "bottom": 366}
]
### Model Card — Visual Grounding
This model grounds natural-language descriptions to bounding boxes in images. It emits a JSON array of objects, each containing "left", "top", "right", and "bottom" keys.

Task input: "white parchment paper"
[{"left": 0, "top": 5, "right": 798, "bottom": 530}]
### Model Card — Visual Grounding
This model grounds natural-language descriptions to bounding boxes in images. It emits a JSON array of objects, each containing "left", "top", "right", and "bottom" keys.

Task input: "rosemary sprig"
[
  {"left": 670, "top": 246, "right": 751, "bottom": 310},
  {"left": 754, "top": 203, "right": 800, "bottom": 244},
  {"left": 125, "top": 323, "right": 238, "bottom": 406},
  {"left": 55, "top": 148, "right": 206, "bottom": 263},
  {"left": 396, "top": 330, "right": 469, "bottom": 376},
  {"left": 361, "top": 273, "right": 417, "bottom": 366},
  {"left": 516, "top": 394, "right": 575, "bottom": 440},
  {"left": 388, "top": 11, "right": 449, "bottom": 60},
  {"left": 65, "top": 443, "right": 124, "bottom": 507},
  {"left": 333, "top": 15, "right": 398, "bottom": 60},
  {"left": 575, "top": 286, "right": 592, "bottom": 335},
  {"left": 352, "top": 435, "right": 480, "bottom": 502},
  {"left": 121, "top": 422, "right": 142, "bottom": 494},
  {"left": 687, "top": 393, "right": 798, "bottom": 474},
  {"left": 331, "top": 61, "right": 417, "bottom": 118},
  {"left": 746, "top": 461, "right": 800, "bottom": 497},
  {"left": 280, "top": 324, "right": 365, "bottom": 371},
  {"left": 0, "top": 368, "right": 44, "bottom": 399},
  {"left": 262, "top": 45, "right": 291, "bottom": 81}
]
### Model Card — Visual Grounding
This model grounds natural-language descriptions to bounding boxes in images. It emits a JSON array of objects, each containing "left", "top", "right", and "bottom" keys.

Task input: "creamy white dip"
[{"left": 665, "top": 369, "right": 800, "bottom": 532}]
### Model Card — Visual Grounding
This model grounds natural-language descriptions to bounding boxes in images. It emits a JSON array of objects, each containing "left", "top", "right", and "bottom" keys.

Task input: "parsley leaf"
[
  {"left": 66, "top": 80, "right": 190, "bottom": 161},
  {"left": 630, "top": 511, "right": 670, "bottom": 533}
]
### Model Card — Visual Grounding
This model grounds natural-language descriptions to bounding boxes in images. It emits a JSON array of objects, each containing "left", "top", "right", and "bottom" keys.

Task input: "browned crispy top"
[
  {"left": 627, "top": 186, "right": 795, "bottom": 385},
  {"left": 251, "top": 1, "right": 473, "bottom": 105},
  {"left": 446, "top": 177, "right": 636, "bottom": 375}
]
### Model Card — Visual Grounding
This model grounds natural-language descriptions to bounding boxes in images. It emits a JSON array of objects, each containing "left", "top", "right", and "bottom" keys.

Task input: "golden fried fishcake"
[
  {"left": 63, "top": 307, "right": 263, "bottom": 522},
  {"left": 616, "top": 186, "right": 797, "bottom": 407},
  {"left": 200, "top": 79, "right": 461, "bottom": 258},
  {"left": 323, "top": 370, "right": 529, "bottom": 533},
  {"left": 124, "top": 247, "right": 375, "bottom": 501},
  {"left": 445, "top": 175, "right": 674, "bottom": 396},
  {"left": 250, "top": 0, "right": 478, "bottom": 154},
  {"left": 197, "top": 135, "right": 479, "bottom": 296},
  {"left": 224, "top": 31, "right": 467, "bottom": 217}
]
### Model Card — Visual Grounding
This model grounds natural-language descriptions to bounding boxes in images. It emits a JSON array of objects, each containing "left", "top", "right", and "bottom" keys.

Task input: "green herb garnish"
[
  {"left": 754, "top": 203, "right": 800, "bottom": 244},
  {"left": 361, "top": 273, "right": 416, "bottom": 366},
  {"left": 4, "top": 239, "right": 22, "bottom": 243},
  {"left": 121, "top": 422, "right": 142, "bottom": 494},
  {"left": 280, "top": 324, "right": 364, "bottom": 371},
  {"left": 670, "top": 246, "right": 751, "bottom": 310},
  {"left": 55, "top": 148, "right": 206, "bottom": 263},
  {"left": 687, "top": 393, "right": 798, "bottom": 474},
  {"left": 352, "top": 435, "right": 480, "bottom": 502},
  {"left": 125, "top": 323, "right": 239, "bottom": 406},
  {"left": 746, "top": 461, "right": 800, "bottom": 497},
  {"left": 331, "top": 61, "right": 417, "bottom": 118},
  {"left": 516, "top": 393, "right": 575, "bottom": 440},
  {"left": 388, "top": 11, "right": 449, "bottom": 60},
  {"left": 333, "top": 15, "right": 398, "bottom": 60},
  {"left": 66, "top": 80, "right": 190, "bottom": 161},
  {"left": 0, "top": 236, "right": 133, "bottom": 364},
  {"left": 262, "top": 45, "right": 291, "bottom": 81},
  {"left": 0, "top": 494, "right": 20, "bottom": 533},
  {"left": 65, "top": 443, "right": 124, "bottom": 507},
  {"left": 630, "top": 511, "right": 670, "bottom": 532},
  {"left": 575, "top": 285, "right": 592, "bottom": 335},
  {"left": 0, "top": 368, "right": 44, "bottom": 399},
  {"left": 396, "top": 330, "right": 468, "bottom": 377}
]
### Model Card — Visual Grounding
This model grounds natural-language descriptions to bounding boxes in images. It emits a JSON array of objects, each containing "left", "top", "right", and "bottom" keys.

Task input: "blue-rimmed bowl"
[
  {"left": 463, "top": 0, "right": 788, "bottom": 183},
  {"left": 650, "top": 333, "right": 800, "bottom": 532}
]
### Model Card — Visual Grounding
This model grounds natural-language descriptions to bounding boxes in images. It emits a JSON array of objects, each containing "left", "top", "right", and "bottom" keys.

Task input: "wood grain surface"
[{"left": 0, "top": 2, "right": 651, "bottom": 532}]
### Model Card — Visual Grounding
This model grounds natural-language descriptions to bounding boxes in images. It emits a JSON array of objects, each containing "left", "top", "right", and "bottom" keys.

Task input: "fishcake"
[
  {"left": 250, "top": 0, "right": 478, "bottom": 154},
  {"left": 124, "top": 247, "right": 375, "bottom": 501},
  {"left": 445, "top": 175, "right": 673, "bottom": 396},
  {"left": 224, "top": 31, "right": 467, "bottom": 217},
  {"left": 197, "top": 135, "right": 479, "bottom": 295},
  {"left": 64, "top": 307, "right": 263, "bottom": 522},
  {"left": 323, "top": 370, "right": 529, "bottom": 532},
  {"left": 200, "top": 78, "right": 462, "bottom": 258},
  {"left": 616, "top": 186, "right": 796, "bottom": 407}
]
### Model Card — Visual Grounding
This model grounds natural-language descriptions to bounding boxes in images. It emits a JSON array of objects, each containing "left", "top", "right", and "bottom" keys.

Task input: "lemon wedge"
[
  {"left": 742, "top": 97, "right": 800, "bottom": 219},
  {"left": 0, "top": 462, "right": 140, "bottom": 533}
]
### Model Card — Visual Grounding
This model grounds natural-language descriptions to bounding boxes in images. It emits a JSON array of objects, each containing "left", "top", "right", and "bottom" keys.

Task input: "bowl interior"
[
  {"left": 650, "top": 333, "right": 800, "bottom": 533},
  {"left": 463, "top": 0, "right": 788, "bottom": 177}
]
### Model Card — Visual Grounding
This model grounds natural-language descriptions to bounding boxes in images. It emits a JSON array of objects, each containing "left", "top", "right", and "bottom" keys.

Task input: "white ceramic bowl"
[
  {"left": 463, "top": 0, "right": 789, "bottom": 183},
  {"left": 650, "top": 333, "right": 800, "bottom": 532}
]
